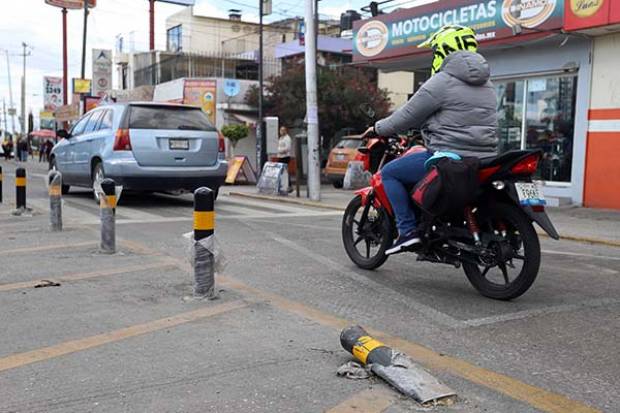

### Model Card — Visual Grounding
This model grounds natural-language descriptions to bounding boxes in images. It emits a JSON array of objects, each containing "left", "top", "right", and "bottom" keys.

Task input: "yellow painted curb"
[{"left": 537, "top": 231, "right": 620, "bottom": 248}]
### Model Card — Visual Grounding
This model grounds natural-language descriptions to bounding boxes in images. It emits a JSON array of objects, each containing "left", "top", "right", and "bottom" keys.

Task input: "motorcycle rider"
[{"left": 362, "top": 25, "right": 498, "bottom": 255}]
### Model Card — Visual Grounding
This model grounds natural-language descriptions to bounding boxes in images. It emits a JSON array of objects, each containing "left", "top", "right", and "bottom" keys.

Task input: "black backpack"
[{"left": 411, "top": 157, "right": 480, "bottom": 216}]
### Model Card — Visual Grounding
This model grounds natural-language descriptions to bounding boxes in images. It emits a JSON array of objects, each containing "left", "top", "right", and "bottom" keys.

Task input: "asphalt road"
[{"left": 0, "top": 161, "right": 618, "bottom": 413}]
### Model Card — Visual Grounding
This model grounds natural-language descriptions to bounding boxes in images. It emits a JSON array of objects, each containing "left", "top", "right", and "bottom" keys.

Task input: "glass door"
[{"left": 494, "top": 74, "right": 577, "bottom": 183}]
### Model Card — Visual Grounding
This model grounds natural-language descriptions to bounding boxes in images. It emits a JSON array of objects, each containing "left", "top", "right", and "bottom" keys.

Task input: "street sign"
[
  {"left": 54, "top": 103, "right": 79, "bottom": 122},
  {"left": 223, "top": 79, "right": 240, "bottom": 97},
  {"left": 72, "top": 78, "right": 91, "bottom": 95},
  {"left": 45, "top": 0, "right": 96, "bottom": 9},
  {"left": 7, "top": 108, "right": 16, "bottom": 116},
  {"left": 263, "top": 0, "right": 272, "bottom": 16},
  {"left": 156, "top": 0, "right": 195, "bottom": 4},
  {"left": 92, "top": 49, "right": 112, "bottom": 97}
]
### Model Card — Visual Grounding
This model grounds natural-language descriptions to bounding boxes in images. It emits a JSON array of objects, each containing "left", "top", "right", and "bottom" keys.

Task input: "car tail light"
[
  {"left": 511, "top": 154, "right": 540, "bottom": 175},
  {"left": 217, "top": 131, "right": 226, "bottom": 153},
  {"left": 113, "top": 129, "right": 132, "bottom": 151}
]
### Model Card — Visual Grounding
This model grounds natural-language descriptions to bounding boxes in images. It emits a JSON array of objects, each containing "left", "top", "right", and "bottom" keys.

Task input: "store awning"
[
  {"left": 30, "top": 130, "right": 56, "bottom": 138},
  {"left": 233, "top": 113, "right": 258, "bottom": 125}
]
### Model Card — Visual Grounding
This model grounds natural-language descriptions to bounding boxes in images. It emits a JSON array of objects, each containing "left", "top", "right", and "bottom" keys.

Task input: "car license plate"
[
  {"left": 335, "top": 154, "right": 346, "bottom": 161},
  {"left": 169, "top": 139, "right": 189, "bottom": 150},
  {"left": 515, "top": 182, "right": 546, "bottom": 206}
]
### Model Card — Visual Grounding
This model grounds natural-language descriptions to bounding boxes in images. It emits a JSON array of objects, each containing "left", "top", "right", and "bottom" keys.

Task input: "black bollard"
[
  {"left": 193, "top": 187, "right": 215, "bottom": 297},
  {"left": 100, "top": 178, "right": 116, "bottom": 253},
  {"left": 0, "top": 165, "right": 3, "bottom": 203},
  {"left": 15, "top": 167, "right": 26, "bottom": 209}
]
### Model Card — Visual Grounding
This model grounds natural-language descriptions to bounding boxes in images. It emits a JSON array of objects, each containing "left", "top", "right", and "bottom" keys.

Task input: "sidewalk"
[{"left": 225, "top": 184, "right": 620, "bottom": 246}]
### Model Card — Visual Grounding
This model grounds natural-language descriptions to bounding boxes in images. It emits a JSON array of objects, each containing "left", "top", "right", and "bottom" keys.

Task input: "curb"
[
  {"left": 228, "top": 191, "right": 620, "bottom": 248},
  {"left": 227, "top": 191, "right": 346, "bottom": 211}
]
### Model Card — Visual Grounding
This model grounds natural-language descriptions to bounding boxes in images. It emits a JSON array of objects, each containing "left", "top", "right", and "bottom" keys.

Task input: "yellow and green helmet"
[{"left": 418, "top": 25, "right": 478, "bottom": 75}]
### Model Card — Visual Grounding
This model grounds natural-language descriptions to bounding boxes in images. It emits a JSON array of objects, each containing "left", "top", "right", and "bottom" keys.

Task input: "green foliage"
[
  {"left": 221, "top": 123, "right": 249, "bottom": 147},
  {"left": 246, "top": 65, "right": 391, "bottom": 149}
]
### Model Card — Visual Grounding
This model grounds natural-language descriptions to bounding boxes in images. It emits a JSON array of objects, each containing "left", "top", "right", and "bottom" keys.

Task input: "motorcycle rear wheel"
[
  {"left": 342, "top": 195, "right": 392, "bottom": 270},
  {"left": 462, "top": 203, "right": 540, "bottom": 300}
]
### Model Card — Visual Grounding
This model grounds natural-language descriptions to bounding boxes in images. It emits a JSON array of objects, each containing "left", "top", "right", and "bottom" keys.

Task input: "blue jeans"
[{"left": 381, "top": 150, "right": 432, "bottom": 236}]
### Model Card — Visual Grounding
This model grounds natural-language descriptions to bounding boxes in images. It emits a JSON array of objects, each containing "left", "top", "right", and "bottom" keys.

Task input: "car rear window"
[
  {"left": 336, "top": 139, "right": 361, "bottom": 149},
  {"left": 128, "top": 106, "right": 216, "bottom": 131}
]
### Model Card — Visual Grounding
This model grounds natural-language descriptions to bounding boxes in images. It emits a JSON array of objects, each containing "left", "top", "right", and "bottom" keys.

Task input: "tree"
[
  {"left": 246, "top": 65, "right": 391, "bottom": 151},
  {"left": 221, "top": 123, "right": 249, "bottom": 156}
]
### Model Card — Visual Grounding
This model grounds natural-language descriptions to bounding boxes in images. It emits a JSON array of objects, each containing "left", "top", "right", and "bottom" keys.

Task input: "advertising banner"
[
  {"left": 45, "top": 0, "right": 96, "bottom": 9},
  {"left": 183, "top": 79, "right": 217, "bottom": 125},
  {"left": 73, "top": 78, "right": 92, "bottom": 95},
  {"left": 43, "top": 76, "right": 63, "bottom": 114},
  {"left": 39, "top": 111, "right": 55, "bottom": 130},
  {"left": 565, "top": 0, "right": 620, "bottom": 30},
  {"left": 353, "top": 0, "right": 565, "bottom": 62},
  {"left": 54, "top": 103, "right": 80, "bottom": 122},
  {"left": 92, "top": 49, "right": 112, "bottom": 97}
]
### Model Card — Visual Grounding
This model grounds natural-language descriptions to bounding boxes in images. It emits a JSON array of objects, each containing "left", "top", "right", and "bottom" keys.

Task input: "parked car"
[
  {"left": 324, "top": 135, "right": 363, "bottom": 188},
  {"left": 49, "top": 102, "right": 227, "bottom": 200}
]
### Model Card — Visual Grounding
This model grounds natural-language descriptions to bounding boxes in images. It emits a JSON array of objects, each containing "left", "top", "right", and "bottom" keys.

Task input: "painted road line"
[
  {"left": 0, "top": 261, "right": 176, "bottom": 292},
  {"left": 0, "top": 300, "right": 249, "bottom": 373},
  {"left": 325, "top": 387, "right": 394, "bottom": 413},
  {"left": 228, "top": 191, "right": 345, "bottom": 211},
  {"left": 0, "top": 241, "right": 97, "bottom": 256},
  {"left": 542, "top": 249, "right": 620, "bottom": 261},
  {"left": 218, "top": 276, "right": 600, "bottom": 413}
]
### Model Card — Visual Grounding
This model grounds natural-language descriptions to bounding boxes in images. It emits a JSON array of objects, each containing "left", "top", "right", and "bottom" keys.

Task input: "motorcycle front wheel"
[
  {"left": 342, "top": 195, "right": 393, "bottom": 270},
  {"left": 462, "top": 203, "right": 541, "bottom": 300}
]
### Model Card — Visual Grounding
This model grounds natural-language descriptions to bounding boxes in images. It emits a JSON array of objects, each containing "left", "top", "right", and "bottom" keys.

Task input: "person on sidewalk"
[
  {"left": 361, "top": 25, "right": 498, "bottom": 255},
  {"left": 276, "top": 126, "right": 292, "bottom": 165}
]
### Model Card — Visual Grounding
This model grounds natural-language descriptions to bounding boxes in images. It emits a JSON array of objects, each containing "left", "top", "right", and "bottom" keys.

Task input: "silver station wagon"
[{"left": 50, "top": 102, "right": 227, "bottom": 200}]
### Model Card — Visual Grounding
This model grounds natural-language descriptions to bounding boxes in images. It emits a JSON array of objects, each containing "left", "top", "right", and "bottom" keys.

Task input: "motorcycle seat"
[{"left": 479, "top": 150, "right": 540, "bottom": 168}]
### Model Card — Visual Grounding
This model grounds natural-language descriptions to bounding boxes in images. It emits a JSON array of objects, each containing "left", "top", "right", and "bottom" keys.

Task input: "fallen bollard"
[
  {"left": 193, "top": 187, "right": 215, "bottom": 298},
  {"left": 340, "top": 325, "right": 456, "bottom": 406},
  {"left": 99, "top": 178, "right": 116, "bottom": 253},
  {"left": 48, "top": 170, "right": 62, "bottom": 231},
  {"left": 15, "top": 167, "right": 26, "bottom": 209}
]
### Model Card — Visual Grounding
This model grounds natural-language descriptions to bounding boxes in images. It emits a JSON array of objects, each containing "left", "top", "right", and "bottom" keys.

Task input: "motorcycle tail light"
[
  {"left": 511, "top": 154, "right": 540, "bottom": 175},
  {"left": 113, "top": 129, "right": 132, "bottom": 151}
]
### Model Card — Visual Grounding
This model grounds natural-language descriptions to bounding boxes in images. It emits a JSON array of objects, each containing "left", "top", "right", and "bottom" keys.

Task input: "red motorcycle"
[{"left": 342, "top": 135, "right": 559, "bottom": 300}]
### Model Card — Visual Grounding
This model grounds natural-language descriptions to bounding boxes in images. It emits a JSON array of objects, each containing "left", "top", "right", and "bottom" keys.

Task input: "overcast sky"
[{"left": 0, "top": 0, "right": 415, "bottom": 132}]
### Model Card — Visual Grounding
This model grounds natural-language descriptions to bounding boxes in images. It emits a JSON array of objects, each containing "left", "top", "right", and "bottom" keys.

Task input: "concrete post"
[
  {"left": 193, "top": 187, "right": 215, "bottom": 298},
  {"left": 48, "top": 170, "right": 62, "bottom": 231}
]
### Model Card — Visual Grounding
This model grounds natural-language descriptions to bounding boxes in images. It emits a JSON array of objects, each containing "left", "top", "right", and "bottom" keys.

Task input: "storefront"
[{"left": 352, "top": 0, "right": 594, "bottom": 206}]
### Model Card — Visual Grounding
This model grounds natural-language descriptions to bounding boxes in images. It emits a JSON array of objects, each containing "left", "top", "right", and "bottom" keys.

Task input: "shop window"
[{"left": 495, "top": 74, "right": 577, "bottom": 183}]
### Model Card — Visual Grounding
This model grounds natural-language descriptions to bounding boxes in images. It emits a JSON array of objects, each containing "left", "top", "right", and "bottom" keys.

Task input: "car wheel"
[
  {"left": 92, "top": 161, "right": 105, "bottom": 203},
  {"left": 49, "top": 157, "right": 70, "bottom": 195}
]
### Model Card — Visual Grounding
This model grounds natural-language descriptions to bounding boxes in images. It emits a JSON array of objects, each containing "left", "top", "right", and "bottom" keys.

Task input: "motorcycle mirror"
[{"left": 359, "top": 103, "right": 376, "bottom": 120}]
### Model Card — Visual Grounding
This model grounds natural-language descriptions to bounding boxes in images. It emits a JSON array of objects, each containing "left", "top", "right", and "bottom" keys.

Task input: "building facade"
[{"left": 352, "top": 0, "right": 620, "bottom": 209}]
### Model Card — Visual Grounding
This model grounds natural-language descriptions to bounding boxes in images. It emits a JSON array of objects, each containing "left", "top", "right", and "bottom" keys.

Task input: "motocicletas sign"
[{"left": 353, "top": 0, "right": 564, "bottom": 61}]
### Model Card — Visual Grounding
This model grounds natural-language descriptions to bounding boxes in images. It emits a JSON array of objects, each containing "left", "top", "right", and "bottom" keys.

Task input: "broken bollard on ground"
[
  {"left": 193, "top": 187, "right": 216, "bottom": 298},
  {"left": 340, "top": 325, "right": 457, "bottom": 406}
]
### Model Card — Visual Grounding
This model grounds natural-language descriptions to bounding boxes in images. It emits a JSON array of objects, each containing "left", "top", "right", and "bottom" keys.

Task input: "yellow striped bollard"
[
  {"left": 193, "top": 187, "right": 215, "bottom": 298},
  {"left": 15, "top": 167, "right": 26, "bottom": 209}
]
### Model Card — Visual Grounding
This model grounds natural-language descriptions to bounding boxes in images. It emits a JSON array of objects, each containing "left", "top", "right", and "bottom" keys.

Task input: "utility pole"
[
  {"left": 81, "top": 0, "right": 89, "bottom": 79},
  {"left": 2, "top": 49, "right": 16, "bottom": 134},
  {"left": 20, "top": 42, "right": 30, "bottom": 135},
  {"left": 2, "top": 98, "right": 7, "bottom": 136},
  {"left": 304, "top": 0, "right": 320, "bottom": 201},
  {"left": 62, "top": 8, "right": 68, "bottom": 105},
  {"left": 149, "top": 0, "right": 155, "bottom": 51},
  {"left": 256, "top": 0, "right": 266, "bottom": 172}
]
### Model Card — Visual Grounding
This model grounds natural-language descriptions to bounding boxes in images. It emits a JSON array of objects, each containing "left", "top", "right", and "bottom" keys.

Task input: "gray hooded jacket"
[{"left": 375, "top": 51, "right": 498, "bottom": 158}]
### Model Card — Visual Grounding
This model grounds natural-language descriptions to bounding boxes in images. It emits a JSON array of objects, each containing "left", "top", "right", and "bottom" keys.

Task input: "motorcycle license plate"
[{"left": 515, "top": 182, "right": 546, "bottom": 206}]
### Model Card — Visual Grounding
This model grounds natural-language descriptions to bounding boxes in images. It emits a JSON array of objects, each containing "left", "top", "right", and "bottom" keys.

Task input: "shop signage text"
[
  {"left": 564, "top": 0, "right": 620, "bottom": 30},
  {"left": 353, "top": 0, "right": 564, "bottom": 61}
]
